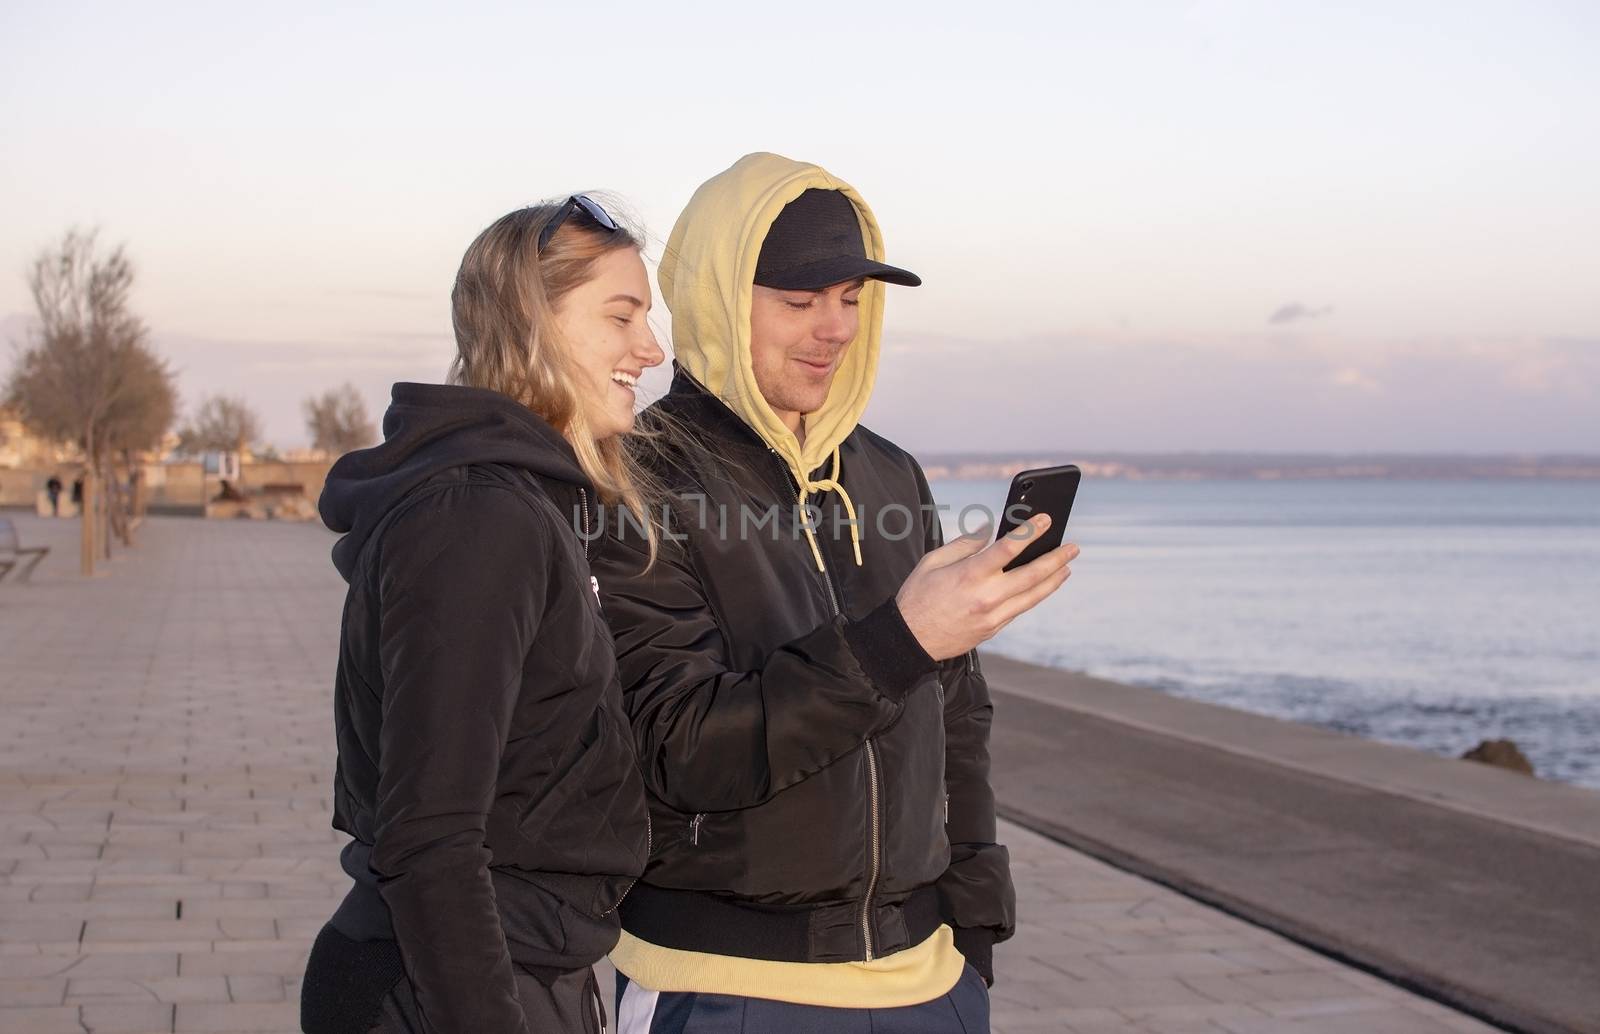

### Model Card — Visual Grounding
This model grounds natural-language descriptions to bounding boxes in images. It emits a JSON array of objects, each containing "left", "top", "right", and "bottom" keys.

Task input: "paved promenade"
[{"left": 1, "top": 515, "right": 1501, "bottom": 1033}]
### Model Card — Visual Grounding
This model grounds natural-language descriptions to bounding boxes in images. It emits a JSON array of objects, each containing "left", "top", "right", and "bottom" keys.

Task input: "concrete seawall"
[{"left": 982, "top": 652, "right": 1600, "bottom": 1034}]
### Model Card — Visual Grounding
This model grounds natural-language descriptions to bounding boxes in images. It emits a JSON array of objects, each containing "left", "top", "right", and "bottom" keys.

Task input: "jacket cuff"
[
  {"left": 841, "top": 599, "right": 937, "bottom": 702},
  {"left": 951, "top": 925, "right": 997, "bottom": 986}
]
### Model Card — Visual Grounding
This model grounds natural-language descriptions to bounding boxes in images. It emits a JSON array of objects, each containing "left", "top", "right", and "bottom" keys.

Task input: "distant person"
[
  {"left": 303, "top": 194, "right": 662, "bottom": 1034},
  {"left": 593, "top": 154, "right": 1078, "bottom": 1033},
  {"left": 45, "top": 475, "right": 62, "bottom": 517},
  {"left": 70, "top": 476, "right": 83, "bottom": 511}
]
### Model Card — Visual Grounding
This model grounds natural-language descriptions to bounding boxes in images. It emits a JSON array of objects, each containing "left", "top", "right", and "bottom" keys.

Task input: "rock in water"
[{"left": 1461, "top": 739, "right": 1535, "bottom": 776}]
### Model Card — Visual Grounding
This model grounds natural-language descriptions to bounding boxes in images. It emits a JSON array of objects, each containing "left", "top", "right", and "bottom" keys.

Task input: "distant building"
[{"left": 0, "top": 409, "right": 77, "bottom": 469}]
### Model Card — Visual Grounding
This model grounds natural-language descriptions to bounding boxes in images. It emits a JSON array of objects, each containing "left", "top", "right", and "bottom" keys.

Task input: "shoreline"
[
  {"left": 1003, "top": 652, "right": 1600, "bottom": 792},
  {"left": 921, "top": 453, "right": 1600, "bottom": 482}
]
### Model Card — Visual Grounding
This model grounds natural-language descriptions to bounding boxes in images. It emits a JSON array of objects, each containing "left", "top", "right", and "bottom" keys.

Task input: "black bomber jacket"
[{"left": 593, "top": 369, "right": 1015, "bottom": 980}]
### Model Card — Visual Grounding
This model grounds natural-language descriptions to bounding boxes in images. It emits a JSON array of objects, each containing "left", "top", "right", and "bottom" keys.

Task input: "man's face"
[{"left": 748, "top": 278, "right": 865, "bottom": 432}]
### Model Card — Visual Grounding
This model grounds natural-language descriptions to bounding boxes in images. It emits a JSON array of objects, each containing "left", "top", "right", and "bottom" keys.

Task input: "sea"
[{"left": 927, "top": 478, "right": 1600, "bottom": 789}]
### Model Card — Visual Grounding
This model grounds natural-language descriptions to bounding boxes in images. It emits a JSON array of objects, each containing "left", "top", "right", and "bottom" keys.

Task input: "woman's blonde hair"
[{"left": 449, "top": 199, "right": 656, "bottom": 557}]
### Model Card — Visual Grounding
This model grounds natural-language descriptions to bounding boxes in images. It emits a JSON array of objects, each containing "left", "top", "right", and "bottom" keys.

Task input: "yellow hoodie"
[
  {"left": 611, "top": 154, "right": 966, "bottom": 1009},
  {"left": 659, "top": 151, "right": 896, "bottom": 571}
]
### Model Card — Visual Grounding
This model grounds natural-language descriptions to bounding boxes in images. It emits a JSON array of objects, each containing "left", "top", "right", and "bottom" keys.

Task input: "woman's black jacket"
[{"left": 317, "top": 383, "right": 649, "bottom": 1033}]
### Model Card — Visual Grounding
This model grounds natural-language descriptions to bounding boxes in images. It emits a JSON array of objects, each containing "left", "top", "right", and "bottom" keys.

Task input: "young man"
[{"left": 595, "top": 153, "right": 1076, "bottom": 1034}]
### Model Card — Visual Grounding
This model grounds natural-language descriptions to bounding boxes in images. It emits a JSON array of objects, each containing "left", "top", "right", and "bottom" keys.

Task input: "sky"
[{"left": 2, "top": 0, "right": 1597, "bottom": 453}]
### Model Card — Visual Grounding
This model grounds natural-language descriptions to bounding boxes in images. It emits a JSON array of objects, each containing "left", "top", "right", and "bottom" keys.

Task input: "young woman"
[{"left": 303, "top": 195, "right": 663, "bottom": 1033}]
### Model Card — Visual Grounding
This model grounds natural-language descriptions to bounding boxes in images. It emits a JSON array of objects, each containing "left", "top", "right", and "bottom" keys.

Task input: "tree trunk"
[
  {"left": 79, "top": 468, "right": 96, "bottom": 576},
  {"left": 127, "top": 453, "right": 145, "bottom": 545},
  {"left": 106, "top": 465, "right": 127, "bottom": 549},
  {"left": 102, "top": 470, "right": 115, "bottom": 561}
]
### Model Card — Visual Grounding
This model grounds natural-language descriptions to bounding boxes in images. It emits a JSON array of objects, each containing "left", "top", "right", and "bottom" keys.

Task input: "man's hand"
[{"left": 895, "top": 514, "right": 1078, "bottom": 662}]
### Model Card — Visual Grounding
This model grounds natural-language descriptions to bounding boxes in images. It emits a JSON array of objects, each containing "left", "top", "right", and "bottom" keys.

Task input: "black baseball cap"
[{"left": 753, "top": 189, "right": 921, "bottom": 290}]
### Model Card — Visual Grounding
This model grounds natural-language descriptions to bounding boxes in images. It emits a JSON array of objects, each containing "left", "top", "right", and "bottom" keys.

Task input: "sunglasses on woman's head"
[{"left": 537, "top": 194, "right": 619, "bottom": 253}]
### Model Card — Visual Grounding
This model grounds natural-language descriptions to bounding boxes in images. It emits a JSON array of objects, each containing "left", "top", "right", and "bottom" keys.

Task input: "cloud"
[
  {"left": 1331, "top": 366, "right": 1382, "bottom": 392},
  {"left": 1269, "top": 303, "right": 1334, "bottom": 325},
  {"left": 362, "top": 330, "right": 455, "bottom": 343},
  {"left": 865, "top": 331, "right": 1600, "bottom": 453},
  {"left": 328, "top": 289, "right": 433, "bottom": 301}
]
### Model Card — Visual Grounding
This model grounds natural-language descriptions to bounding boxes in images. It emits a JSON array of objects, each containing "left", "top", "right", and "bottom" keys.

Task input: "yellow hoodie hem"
[{"left": 608, "top": 924, "right": 966, "bottom": 1009}]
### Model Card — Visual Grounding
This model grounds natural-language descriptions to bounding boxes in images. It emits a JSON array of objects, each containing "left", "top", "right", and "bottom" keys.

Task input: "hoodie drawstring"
[{"left": 796, "top": 445, "right": 863, "bottom": 572}]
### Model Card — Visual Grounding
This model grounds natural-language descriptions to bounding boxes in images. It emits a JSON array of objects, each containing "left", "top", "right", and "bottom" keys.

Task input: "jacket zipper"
[
  {"left": 578, "top": 487, "right": 591, "bottom": 561},
  {"left": 771, "top": 449, "right": 880, "bottom": 960},
  {"left": 600, "top": 811, "right": 650, "bottom": 916},
  {"left": 587, "top": 482, "right": 645, "bottom": 921},
  {"left": 690, "top": 812, "right": 705, "bottom": 845},
  {"left": 861, "top": 740, "right": 882, "bottom": 959}
]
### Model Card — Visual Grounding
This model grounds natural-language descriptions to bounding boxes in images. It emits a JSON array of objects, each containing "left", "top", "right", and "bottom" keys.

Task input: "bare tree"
[
  {"left": 176, "top": 395, "right": 262, "bottom": 455},
  {"left": 101, "top": 347, "right": 177, "bottom": 549},
  {"left": 303, "top": 382, "right": 376, "bottom": 457},
  {"left": 99, "top": 349, "right": 179, "bottom": 458},
  {"left": 4, "top": 229, "right": 178, "bottom": 574}
]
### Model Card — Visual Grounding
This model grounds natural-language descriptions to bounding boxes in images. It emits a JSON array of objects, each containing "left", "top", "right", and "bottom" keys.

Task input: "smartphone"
[{"left": 994, "top": 464, "right": 1081, "bottom": 572}]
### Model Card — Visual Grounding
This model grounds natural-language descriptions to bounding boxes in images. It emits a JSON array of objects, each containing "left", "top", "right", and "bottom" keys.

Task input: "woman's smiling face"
[{"left": 552, "top": 247, "right": 665, "bottom": 441}]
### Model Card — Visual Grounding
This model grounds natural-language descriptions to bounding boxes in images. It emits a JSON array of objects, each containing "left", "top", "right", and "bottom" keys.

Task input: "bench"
[{"left": 0, "top": 517, "right": 50, "bottom": 583}]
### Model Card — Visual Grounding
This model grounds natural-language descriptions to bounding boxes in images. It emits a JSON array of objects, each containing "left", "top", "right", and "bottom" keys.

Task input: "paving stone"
[
  {"left": 1138, "top": 1021, "right": 1231, "bottom": 1034},
  {"left": 178, "top": 948, "right": 309, "bottom": 976},
  {"left": 1232, "top": 971, "right": 1387, "bottom": 1002},
  {"left": 1181, "top": 975, "right": 1282, "bottom": 1005},
  {"left": 0, "top": 920, "right": 85, "bottom": 943},
  {"left": 0, "top": 978, "right": 68, "bottom": 1006},
  {"left": 1213, "top": 946, "right": 1324, "bottom": 974},
  {"left": 1018, "top": 977, "right": 1216, "bottom": 1010},
  {"left": 225, "top": 974, "right": 288, "bottom": 1003},
  {"left": 1093, "top": 950, "right": 1257, "bottom": 978},
  {"left": 68, "top": 975, "right": 232, "bottom": 1004},
  {"left": 11, "top": 901, "right": 179, "bottom": 922},
  {"left": 65, "top": 977, "right": 166, "bottom": 1002},
  {"left": 0, "top": 953, "right": 180, "bottom": 980},
  {"left": 991, "top": 1007, "right": 1128, "bottom": 1031},
  {"left": 82, "top": 918, "right": 275, "bottom": 943},
  {"left": 177, "top": 898, "right": 331, "bottom": 920},
  {"left": 1280, "top": 1010, "right": 1465, "bottom": 1034},
  {"left": 79, "top": 1001, "right": 177, "bottom": 1032},
  {"left": 173, "top": 1000, "right": 299, "bottom": 1031},
  {"left": 0, "top": 1007, "right": 82, "bottom": 1033},
  {"left": 1117, "top": 1001, "right": 1273, "bottom": 1023},
  {"left": 16, "top": 883, "right": 94, "bottom": 902},
  {"left": 87, "top": 881, "right": 222, "bottom": 901}
]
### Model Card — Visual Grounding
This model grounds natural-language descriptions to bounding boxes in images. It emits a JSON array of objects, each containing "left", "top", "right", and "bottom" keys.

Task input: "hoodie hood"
[
  {"left": 660, "top": 152, "right": 900, "bottom": 568},
  {"left": 319, "top": 382, "right": 590, "bottom": 581}
]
